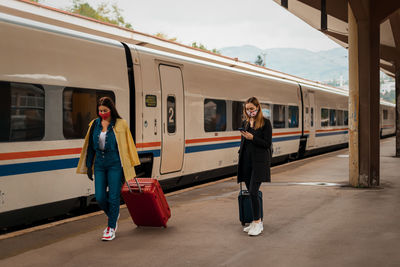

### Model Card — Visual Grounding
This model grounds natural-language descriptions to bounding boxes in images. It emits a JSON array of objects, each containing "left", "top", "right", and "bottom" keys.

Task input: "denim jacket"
[{"left": 86, "top": 118, "right": 119, "bottom": 168}]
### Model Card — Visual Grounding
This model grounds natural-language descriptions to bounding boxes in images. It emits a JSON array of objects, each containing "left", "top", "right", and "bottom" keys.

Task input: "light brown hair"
[{"left": 243, "top": 96, "right": 265, "bottom": 130}]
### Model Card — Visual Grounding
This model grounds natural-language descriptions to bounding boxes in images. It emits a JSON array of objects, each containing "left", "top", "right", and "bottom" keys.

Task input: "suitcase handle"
[{"left": 126, "top": 177, "right": 142, "bottom": 193}]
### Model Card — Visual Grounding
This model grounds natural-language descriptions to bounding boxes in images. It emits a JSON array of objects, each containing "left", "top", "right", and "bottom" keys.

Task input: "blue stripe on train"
[
  {"left": 185, "top": 141, "right": 241, "bottom": 153},
  {"left": 316, "top": 131, "right": 348, "bottom": 137},
  {"left": 0, "top": 153, "right": 164, "bottom": 177},
  {"left": 0, "top": 158, "right": 79, "bottom": 177},
  {"left": 184, "top": 135, "right": 300, "bottom": 154},
  {"left": 0, "top": 136, "right": 301, "bottom": 176},
  {"left": 272, "top": 135, "right": 301, "bottom": 142},
  {"left": 138, "top": 149, "right": 160, "bottom": 157}
]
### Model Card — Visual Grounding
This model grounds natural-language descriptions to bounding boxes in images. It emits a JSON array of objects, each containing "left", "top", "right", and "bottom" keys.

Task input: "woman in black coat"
[{"left": 237, "top": 96, "right": 272, "bottom": 236}]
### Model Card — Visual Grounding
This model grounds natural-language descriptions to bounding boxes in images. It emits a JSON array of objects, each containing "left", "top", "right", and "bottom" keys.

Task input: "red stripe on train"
[
  {"left": 316, "top": 128, "right": 348, "bottom": 133},
  {"left": 136, "top": 142, "right": 161, "bottom": 148},
  {"left": 0, "top": 148, "right": 82, "bottom": 160},
  {"left": 0, "top": 141, "right": 162, "bottom": 160}
]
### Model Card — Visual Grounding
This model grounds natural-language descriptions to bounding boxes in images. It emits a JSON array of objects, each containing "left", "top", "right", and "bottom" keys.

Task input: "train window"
[
  {"left": 232, "top": 101, "right": 245, "bottom": 130},
  {"left": 0, "top": 81, "right": 44, "bottom": 142},
  {"left": 63, "top": 88, "right": 115, "bottom": 139},
  {"left": 337, "top": 110, "right": 344, "bottom": 126},
  {"left": 383, "top": 110, "right": 388, "bottom": 120},
  {"left": 389, "top": 110, "right": 394, "bottom": 120},
  {"left": 321, "top": 108, "right": 329, "bottom": 127},
  {"left": 261, "top": 103, "right": 271, "bottom": 120},
  {"left": 167, "top": 96, "right": 176, "bottom": 134},
  {"left": 329, "top": 109, "right": 336, "bottom": 126},
  {"left": 311, "top": 108, "right": 314, "bottom": 127},
  {"left": 204, "top": 99, "right": 226, "bottom": 132},
  {"left": 288, "top": 106, "right": 299, "bottom": 128},
  {"left": 344, "top": 110, "right": 348, "bottom": 126},
  {"left": 273, "top": 104, "right": 286, "bottom": 128}
]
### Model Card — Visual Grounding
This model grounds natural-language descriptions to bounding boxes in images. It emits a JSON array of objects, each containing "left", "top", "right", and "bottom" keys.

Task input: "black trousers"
[{"left": 245, "top": 179, "right": 262, "bottom": 221}]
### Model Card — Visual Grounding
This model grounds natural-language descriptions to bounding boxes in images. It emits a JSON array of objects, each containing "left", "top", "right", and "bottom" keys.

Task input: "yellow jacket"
[{"left": 76, "top": 118, "right": 141, "bottom": 181}]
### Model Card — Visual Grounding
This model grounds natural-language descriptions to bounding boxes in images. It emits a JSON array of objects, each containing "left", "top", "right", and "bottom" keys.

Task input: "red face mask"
[{"left": 99, "top": 111, "right": 111, "bottom": 120}]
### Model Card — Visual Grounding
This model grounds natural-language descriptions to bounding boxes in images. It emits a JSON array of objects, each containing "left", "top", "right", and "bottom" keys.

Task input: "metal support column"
[
  {"left": 348, "top": 0, "right": 381, "bottom": 187},
  {"left": 396, "top": 67, "right": 400, "bottom": 157}
]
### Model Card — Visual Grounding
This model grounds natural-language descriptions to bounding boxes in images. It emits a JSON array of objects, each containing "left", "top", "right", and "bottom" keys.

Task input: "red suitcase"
[{"left": 121, "top": 178, "right": 171, "bottom": 227}]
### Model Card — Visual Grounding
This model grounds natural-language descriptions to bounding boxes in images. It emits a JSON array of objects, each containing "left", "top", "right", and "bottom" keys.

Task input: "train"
[{"left": 0, "top": 3, "right": 396, "bottom": 229}]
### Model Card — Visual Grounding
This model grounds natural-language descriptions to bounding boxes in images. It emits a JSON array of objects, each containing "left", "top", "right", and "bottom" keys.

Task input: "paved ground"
[{"left": 1, "top": 138, "right": 399, "bottom": 267}]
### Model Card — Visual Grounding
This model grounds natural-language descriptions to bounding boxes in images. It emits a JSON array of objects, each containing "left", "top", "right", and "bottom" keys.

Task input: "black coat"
[{"left": 237, "top": 118, "right": 272, "bottom": 183}]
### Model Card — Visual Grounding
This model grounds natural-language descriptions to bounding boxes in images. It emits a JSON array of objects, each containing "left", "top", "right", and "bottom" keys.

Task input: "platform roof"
[{"left": 273, "top": 0, "right": 400, "bottom": 78}]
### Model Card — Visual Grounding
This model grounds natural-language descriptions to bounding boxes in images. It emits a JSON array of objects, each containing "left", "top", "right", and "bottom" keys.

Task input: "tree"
[
  {"left": 155, "top": 32, "right": 177, "bottom": 42},
  {"left": 255, "top": 55, "right": 265, "bottom": 67},
  {"left": 68, "top": 0, "right": 132, "bottom": 29},
  {"left": 191, "top": 42, "right": 220, "bottom": 54}
]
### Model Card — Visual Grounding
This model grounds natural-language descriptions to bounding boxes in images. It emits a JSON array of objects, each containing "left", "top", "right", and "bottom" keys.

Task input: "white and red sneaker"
[{"left": 102, "top": 227, "right": 116, "bottom": 241}]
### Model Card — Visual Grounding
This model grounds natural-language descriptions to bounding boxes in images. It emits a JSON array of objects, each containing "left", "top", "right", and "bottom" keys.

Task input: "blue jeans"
[{"left": 94, "top": 151, "right": 123, "bottom": 229}]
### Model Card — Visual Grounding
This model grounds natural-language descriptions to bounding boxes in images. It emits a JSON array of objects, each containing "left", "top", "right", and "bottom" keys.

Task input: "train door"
[
  {"left": 159, "top": 65, "right": 185, "bottom": 174},
  {"left": 308, "top": 92, "right": 316, "bottom": 147}
]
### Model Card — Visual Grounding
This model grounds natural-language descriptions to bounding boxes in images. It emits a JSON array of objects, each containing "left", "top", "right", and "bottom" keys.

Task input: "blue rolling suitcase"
[{"left": 238, "top": 183, "right": 263, "bottom": 226}]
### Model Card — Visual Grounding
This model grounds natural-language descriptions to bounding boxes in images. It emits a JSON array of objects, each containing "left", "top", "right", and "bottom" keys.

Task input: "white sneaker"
[
  {"left": 243, "top": 222, "right": 254, "bottom": 233},
  {"left": 102, "top": 227, "right": 116, "bottom": 241},
  {"left": 248, "top": 222, "right": 263, "bottom": 236}
]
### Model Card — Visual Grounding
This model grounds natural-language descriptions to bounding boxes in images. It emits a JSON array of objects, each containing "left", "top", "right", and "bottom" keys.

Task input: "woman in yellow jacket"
[{"left": 77, "top": 97, "right": 140, "bottom": 241}]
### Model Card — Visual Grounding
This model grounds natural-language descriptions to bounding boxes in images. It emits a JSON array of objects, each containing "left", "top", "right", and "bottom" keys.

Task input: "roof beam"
[
  {"left": 326, "top": 0, "right": 348, "bottom": 22},
  {"left": 381, "top": 45, "right": 399, "bottom": 64},
  {"left": 373, "top": 0, "right": 400, "bottom": 22},
  {"left": 389, "top": 11, "right": 400, "bottom": 67},
  {"left": 380, "top": 62, "right": 396, "bottom": 77},
  {"left": 348, "top": 0, "right": 370, "bottom": 21},
  {"left": 298, "top": 0, "right": 347, "bottom": 22},
  {"left": 323, "top": 30, "right": 348, "bottom": 43},
  {"left": 321, "top": 0, "right": 327, "bottom": 30}
]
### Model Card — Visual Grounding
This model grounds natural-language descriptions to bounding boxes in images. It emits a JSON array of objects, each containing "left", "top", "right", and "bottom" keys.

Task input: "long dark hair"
[
  {"left": 243, "top": 96, "right": 265, "bottom": 130},
  {"left": 97, "top": 97, "right": 121, "bottom": 120}
]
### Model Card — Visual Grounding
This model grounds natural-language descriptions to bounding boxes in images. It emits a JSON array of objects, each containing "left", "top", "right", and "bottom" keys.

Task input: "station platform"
[{"left": 1, "top": 137, "right": 399, "bottom": 266}]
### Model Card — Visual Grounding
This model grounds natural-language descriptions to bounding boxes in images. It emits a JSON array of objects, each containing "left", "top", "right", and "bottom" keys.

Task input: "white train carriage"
[
  {"left": 301, "top": 84, "right": 349, "bottom": 153},
  {"left": 0, "top": 13, "right": 132, "bottom": 227},
  {"left": 380, "top": 102, "right": 396, "bottom": 137}
]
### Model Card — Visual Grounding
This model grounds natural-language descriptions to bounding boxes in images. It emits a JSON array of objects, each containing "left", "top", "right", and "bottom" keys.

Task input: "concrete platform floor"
[{"left": 1, "top": 137, "right": 399, "bottom": 267}]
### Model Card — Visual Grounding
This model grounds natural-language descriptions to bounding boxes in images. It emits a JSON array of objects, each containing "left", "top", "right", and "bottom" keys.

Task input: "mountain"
[
  {"left": 219, "top": 45, "right": 348, "bottom": 83},
  {"left": 219, "top": 45, "right": 395, "bottom": 103}
]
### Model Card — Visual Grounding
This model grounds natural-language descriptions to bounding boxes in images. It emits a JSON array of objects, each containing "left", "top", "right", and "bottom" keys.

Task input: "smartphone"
[{"left": 238, "top": 127, "right": 245, "bottom": 132}]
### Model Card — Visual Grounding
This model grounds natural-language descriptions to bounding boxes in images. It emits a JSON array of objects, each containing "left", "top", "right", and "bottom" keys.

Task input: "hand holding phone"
[{"left": 238, "top": 127, "right": 245, "bottom": 132}]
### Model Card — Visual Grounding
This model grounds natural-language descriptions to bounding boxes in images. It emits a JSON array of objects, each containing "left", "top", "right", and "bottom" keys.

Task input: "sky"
[{"left": 37, "top": 0, "right": 342, "bottom": 52}]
